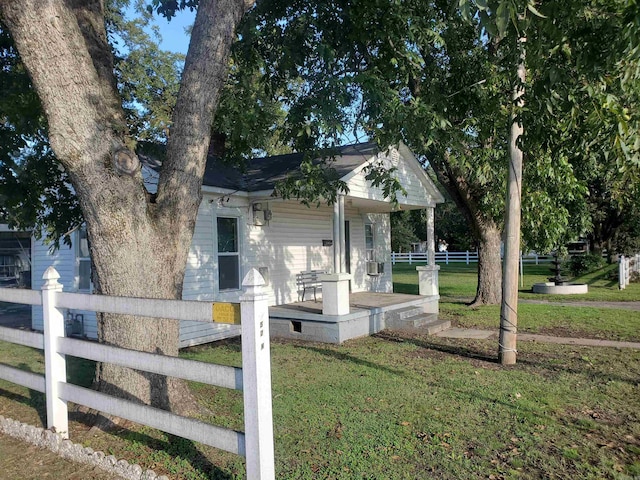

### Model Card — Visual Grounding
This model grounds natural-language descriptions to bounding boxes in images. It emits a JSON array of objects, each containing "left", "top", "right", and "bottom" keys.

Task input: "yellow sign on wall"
[{"left": 212, "top": 302, "right": 241, "bottom": 325}]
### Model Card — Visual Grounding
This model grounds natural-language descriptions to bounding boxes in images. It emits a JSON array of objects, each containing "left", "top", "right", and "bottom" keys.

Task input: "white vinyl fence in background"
[
  {"left": 0, "top": 266, "right": 275, "bottom": 480},
  {"left": 391, "top": 251, "right": 554, "bottom": 265},
  {"left": 619, "top": 254, "right": 640, "bottom": 290}
]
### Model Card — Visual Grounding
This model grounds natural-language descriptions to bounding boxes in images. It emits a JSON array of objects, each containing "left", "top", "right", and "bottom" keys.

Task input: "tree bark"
[
  {"left": 431, "top": 156, "right": 503, "bottom": 305},
  {"left": 0, "top": 0, "right": 252, "bottom": 411},
  {"left": 472, "top": 224, "right": 502, "bottom": 306},
  {"left": 499, "top": 37, "right": 526, "bottom": 366}
]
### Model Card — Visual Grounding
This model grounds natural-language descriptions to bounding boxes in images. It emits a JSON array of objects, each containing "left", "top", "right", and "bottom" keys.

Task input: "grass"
[
  {"left": 394, "top": 262, "right": 640, "bottom": 341},
  {"left": 393, "top": 261, "right": 640, "bottom": 302},
  {"left": 0, "top": 263, "right": 639, "bottom": 478},
  {"left": 2, "top": 336, "right": 640, "bottom": 479}
]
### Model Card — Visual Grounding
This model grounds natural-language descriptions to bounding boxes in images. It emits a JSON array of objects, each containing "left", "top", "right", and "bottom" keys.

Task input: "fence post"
[
  {"left": 41, "top": 266, "right": 69, "bottom": 438},
  {"left": 240, "top": 268, "right": 275, "bottom": 480},
  {"left": 392, "top": 252, "right": 396, "bottom": 265},
  {"left": 446, "top": 251, "right": 449, "bottom": 265},
  {"left": 619, "top": 256, "right": 625, "bottom": 290},
  {"left": 408, "top": 252, "right": 412, "bottom": 265},
  {"left": 535, "top": 253, "right": 539, "bottom": 265},
  {"left": 466, "top": 251, "right": 470, "bottom": 265}
]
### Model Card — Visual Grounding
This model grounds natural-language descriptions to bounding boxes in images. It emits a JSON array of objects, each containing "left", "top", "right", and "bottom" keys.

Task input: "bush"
[{"left": 568, "top": 253, "right": 606, "bottom": 276}]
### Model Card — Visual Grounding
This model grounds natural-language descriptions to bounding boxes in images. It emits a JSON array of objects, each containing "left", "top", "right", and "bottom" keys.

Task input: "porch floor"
[
  {"left": 269, "top": 292, "right": 444, "bottom": 344},
  {"left": 272, "top": 292, "right": 422, "bottom": 314}
]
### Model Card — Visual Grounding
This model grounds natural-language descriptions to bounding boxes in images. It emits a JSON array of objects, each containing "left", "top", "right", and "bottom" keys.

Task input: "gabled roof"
[{"left": 201, "top": 142, "right": 379, "bottom": 192}]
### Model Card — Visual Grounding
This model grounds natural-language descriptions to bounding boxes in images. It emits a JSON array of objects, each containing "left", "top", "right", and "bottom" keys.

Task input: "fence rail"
[
  {"left": 0, "top": 266, "right": 274, "bottom": 479},
  {"left": 619, "top": 254, "right": 640, "bottom": 290},
  {"left": 391, "top": 251, "right": 555, "bottom": 265}
]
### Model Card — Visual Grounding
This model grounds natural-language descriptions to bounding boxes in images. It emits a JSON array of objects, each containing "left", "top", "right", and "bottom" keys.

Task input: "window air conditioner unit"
[{"left": 367, "top": 261, "right": 385, "bottom": 276}]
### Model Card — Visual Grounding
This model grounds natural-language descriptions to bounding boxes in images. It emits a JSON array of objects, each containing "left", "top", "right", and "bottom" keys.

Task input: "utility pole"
[{"left": 499, "top": 36, "right": 526, "bottom": 365}]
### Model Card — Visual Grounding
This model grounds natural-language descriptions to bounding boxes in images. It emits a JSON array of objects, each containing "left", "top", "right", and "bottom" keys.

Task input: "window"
[
  {"left": 77, "top": 226, "right": 91, "bottom": 291},
  {"left": 217, "top": 217, "right": 240, "bottom": 290},
  {"left": 365, "top": 223, "right": 375, "bottom": 261}
]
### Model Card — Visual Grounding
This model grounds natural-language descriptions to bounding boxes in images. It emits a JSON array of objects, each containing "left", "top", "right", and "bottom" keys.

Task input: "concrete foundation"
[
  {"left": 532, "top": 282, "right": 589, "bottom": 295},
  {"left": 269, "top": 293, "right": 441, "bottom": 344}
]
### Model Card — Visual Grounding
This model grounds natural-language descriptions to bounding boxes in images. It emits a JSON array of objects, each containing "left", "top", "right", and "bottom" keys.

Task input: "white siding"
[
  {"left": 182, "top": 200, "right": 216, "bottom": 301},
  {"left": 346, "top": 148, "right": 435, "bottom": 208},
  {"left": 31, "top": 234, "right": 98, "bottom": 339},
  {"left": 179, "top": 197, "right": 244, "bottom": 346},
  {"left": 240, "top": 200, "right": 392, "bottom": 305}
]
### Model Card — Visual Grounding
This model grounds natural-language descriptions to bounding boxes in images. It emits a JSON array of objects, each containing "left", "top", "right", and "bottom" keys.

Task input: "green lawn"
[
  {"left": 393, "top": 261, "right": 640, "bottom": 302},
  {"left": 394, "top": 262, "right": 640, "bottom": 341},
  {"left": 2, "top": 336, "right": 639, "bottom": 479},
  {"left": 0, "top": 263, "right": 639, "bottom": 479}
]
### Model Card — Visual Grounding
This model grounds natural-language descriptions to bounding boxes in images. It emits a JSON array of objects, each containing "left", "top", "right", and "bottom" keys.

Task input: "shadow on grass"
[
  {"left": 374, "top": 331, "right": 499, "bottom": 365},
  {"left": 0, "top": 386, "right": 46, "bottom": 425},
  {"left": 78, "top": 420, "right": 234, "bottom": 480},
  {"left": 292, "top": 344, "right": 407, "bottom": 376},
  {"left": 392, "top": 283, "right": 418, "bottom": 295},
  {"left": 376, "top": 330, "right": 640, "bottom": 386}
]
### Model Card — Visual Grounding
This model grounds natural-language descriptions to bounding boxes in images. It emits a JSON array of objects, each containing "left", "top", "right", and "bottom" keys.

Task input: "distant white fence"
[
  {"left": 619, "top": 254, "right": 640, "bottom": 290},
  {"left": 0, "top": 266, "right": 275, "bottom": 479},
  {"left": 391, "top": 251, "right": 554, "bottom": 265}
]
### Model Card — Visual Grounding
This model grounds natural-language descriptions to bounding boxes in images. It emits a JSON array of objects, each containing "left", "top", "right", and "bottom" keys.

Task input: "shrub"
[{"left": 568, "top": 253, "right": 605, "bottom": 276}]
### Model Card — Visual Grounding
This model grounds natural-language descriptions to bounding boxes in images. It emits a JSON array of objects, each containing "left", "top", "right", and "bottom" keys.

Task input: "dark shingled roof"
[{"left": 202, "top": 142, "right": 379, "bottom": 192}]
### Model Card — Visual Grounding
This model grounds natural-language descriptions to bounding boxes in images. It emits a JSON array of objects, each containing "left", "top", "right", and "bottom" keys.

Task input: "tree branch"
[{"left": 156, "top": 0, "right": 254, "bottom": 223}]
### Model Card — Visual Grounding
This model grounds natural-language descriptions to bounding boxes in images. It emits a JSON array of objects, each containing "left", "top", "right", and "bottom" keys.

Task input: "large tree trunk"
[
  {"left": 431, "top": 155, "right": 503, "bottom": 305},
  {"left": 472, "top": 224, "right": 502, "bottom": 306},
  {"left": 0, "top": 0, "right": 251, "bottom": 411}
]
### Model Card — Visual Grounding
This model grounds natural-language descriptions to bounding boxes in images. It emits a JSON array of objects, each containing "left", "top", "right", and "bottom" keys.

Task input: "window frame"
[
  {"left": 364, "top": 223, "right": 375, "bottom": 262},
  {"left": 76, "top": 226, "right": 92, "bottom": 292},
  {"left": 216, "top": 216, "right": 241, "bottom": 291}
]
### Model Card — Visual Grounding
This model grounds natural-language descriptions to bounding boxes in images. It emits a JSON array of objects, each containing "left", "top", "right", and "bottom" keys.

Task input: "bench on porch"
[{"left": 296, "top": 270, "right": 326, "bottom": 302}]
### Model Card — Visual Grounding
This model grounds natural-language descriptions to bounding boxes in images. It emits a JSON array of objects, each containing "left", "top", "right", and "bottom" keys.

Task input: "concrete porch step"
[
  {"left": 386, "top": 313, "right": 451, "bottom": 335},
  {"left": 385, "top": 306, "right": 425, "bottom": 323}
]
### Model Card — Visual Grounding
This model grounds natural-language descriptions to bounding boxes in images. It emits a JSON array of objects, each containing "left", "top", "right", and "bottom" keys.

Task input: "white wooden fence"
[
  {"left": 619, "top": 254, "right": 640, "bottom": 290},
  {"left": 391, "top": 251, "right": 554, "bottom": 265},
  {"left": 0, "top": 266, "right": 275, "bottom": 479}
]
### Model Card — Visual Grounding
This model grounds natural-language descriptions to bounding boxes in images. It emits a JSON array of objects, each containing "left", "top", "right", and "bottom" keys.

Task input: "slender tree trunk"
[
  {"left": 0, "top": 0, "right": 252, "bottom": 411},
  {"left": 499, "top": 37, "right": 526, "bottom": 366}
]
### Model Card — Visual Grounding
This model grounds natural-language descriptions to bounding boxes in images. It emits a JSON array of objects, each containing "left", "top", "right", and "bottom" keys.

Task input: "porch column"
[
  {"left": 338, "top": 194, "right": 346, "bottom": 273},
  {"left": 333, "top": 201, "right": 341, "bottom": 273},
  {"left": 426, "top": 206, "right": 435, "bottom": 266},
  {"left": 416, "top": 264, "right": 439, "bottom": 296},
  {"left": 320, "top": 273, "right": 351, "bottom": 315},
  {"left": 417, "top": 206, "right": 440, "bottom": 296}
]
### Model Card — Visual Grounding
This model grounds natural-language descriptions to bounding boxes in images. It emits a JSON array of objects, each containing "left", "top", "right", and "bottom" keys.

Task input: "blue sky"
[
  {"left": 141, "top": 6, "right": 366, "bottom": 146},
  {"left": 151, "top": 8, "right": 193, "bottom": 54}
]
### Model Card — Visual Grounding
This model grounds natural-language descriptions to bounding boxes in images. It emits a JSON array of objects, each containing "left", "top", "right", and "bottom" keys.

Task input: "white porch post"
[
  {"left": 417, "top": 206, "right": 440, "bottom": 296},
  {"left": 325, "top": 194, "right": 349, "bottom": 314},
  {"left": 333, "top": 200, "right": 341, "bottom": 273},
  {"left": 320, "top": 273, "right": 351, "bottom": 315},
  {"left": 240, "top": 269, "right": 275, "bottom": 480},
  {"left": 338, "top": 194, "right": 346, "bottom": 274},
  {"left": 426, "top": 206, "right": 435, "bottom": 266},
  {"left": 41, "top": 266, "right": 69, "bottom": 438}
]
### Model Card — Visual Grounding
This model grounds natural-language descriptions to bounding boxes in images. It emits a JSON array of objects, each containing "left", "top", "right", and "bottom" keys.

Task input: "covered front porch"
[{"left": 269, "top": 291, "right": 449, "bottom": 344}]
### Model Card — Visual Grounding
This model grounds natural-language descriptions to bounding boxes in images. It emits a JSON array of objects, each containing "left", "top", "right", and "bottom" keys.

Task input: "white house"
[{"left": 31, "top": 142, "right": 446, "bottom": 346}]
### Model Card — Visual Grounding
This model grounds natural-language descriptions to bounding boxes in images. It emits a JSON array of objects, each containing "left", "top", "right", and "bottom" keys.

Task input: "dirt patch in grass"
[{"left": 0, "top": 433, "right": 122, "bottom": 480}]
